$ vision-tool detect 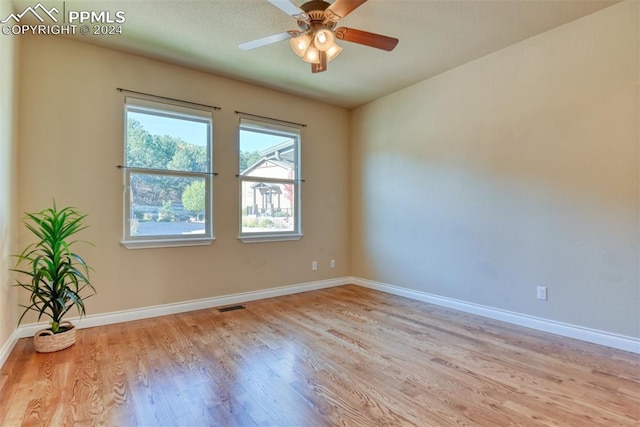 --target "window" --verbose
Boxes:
[238,118,302,242]
[122,97,214,248]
